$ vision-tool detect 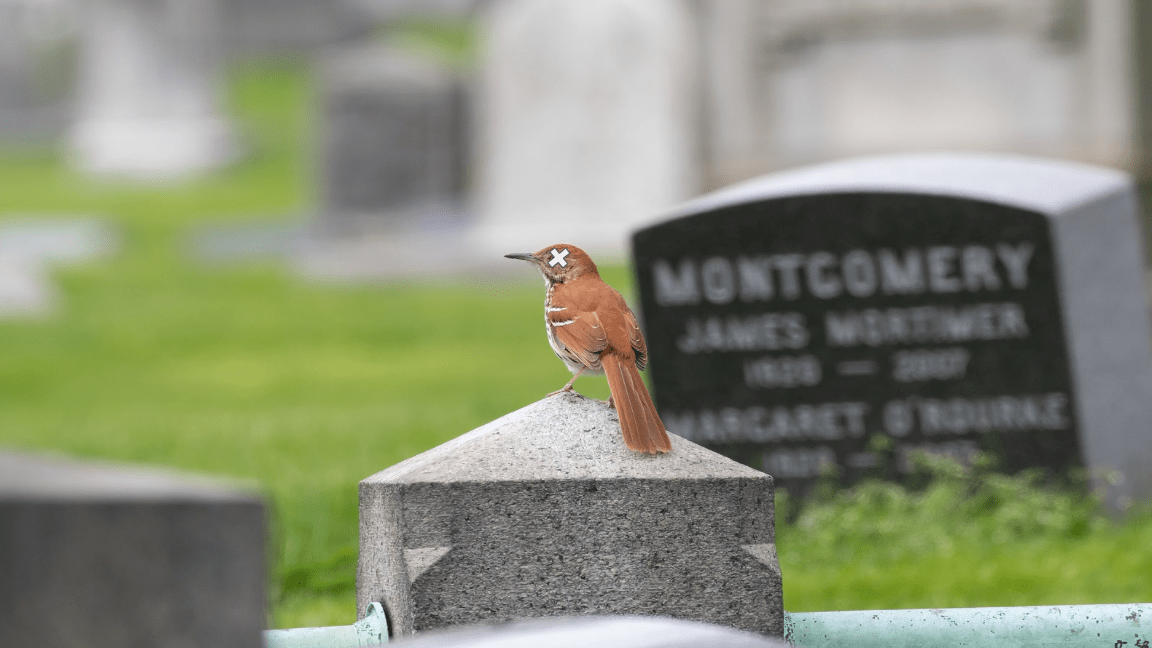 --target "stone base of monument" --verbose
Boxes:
[358,391,783,638]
